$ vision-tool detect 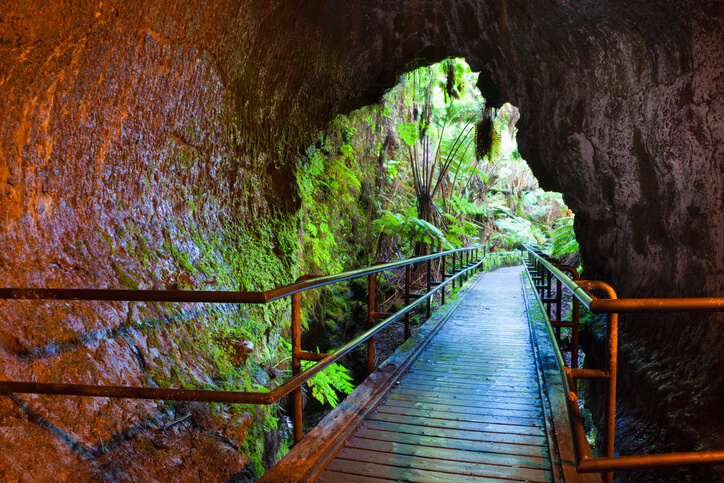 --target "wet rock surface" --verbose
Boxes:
[1,0,723,480]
